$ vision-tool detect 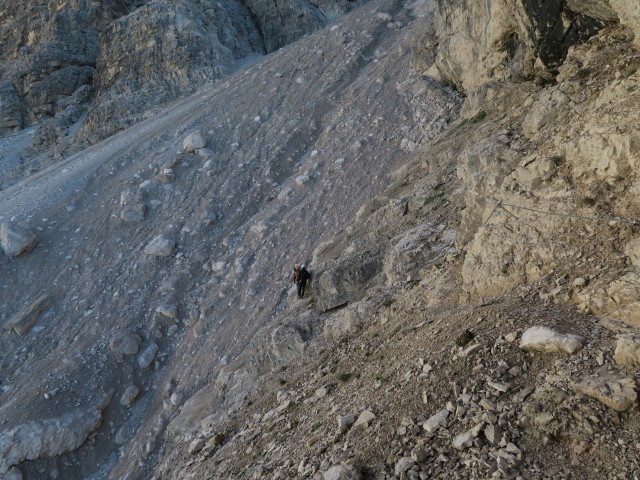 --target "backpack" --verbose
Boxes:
[299,268,310,282]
